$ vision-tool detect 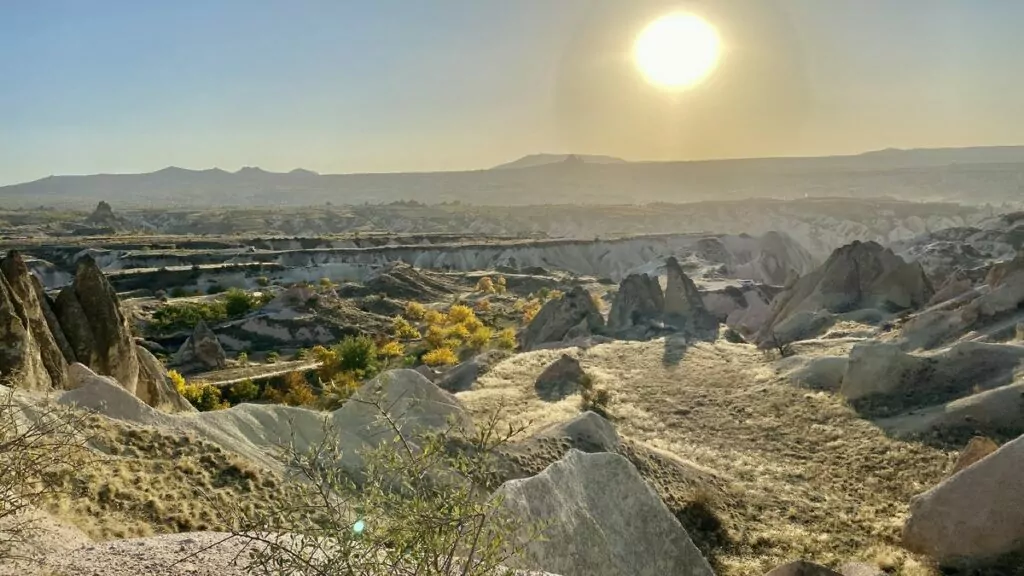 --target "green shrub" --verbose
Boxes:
[256,276,270,287]
[150,301,227,331]
[206,284,226,295]
[334,335,379,378]
[266,351,280,364]
[237,351,249,366]
[169,287,188,298]
[224,288,256,317]
[225,378,260,404]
